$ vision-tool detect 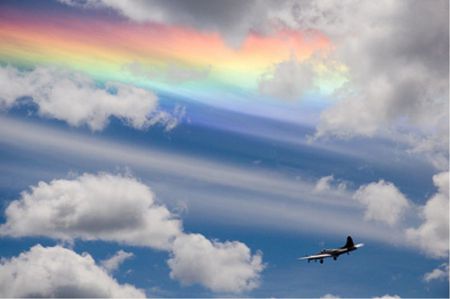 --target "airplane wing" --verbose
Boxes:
[298,253,332,261]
